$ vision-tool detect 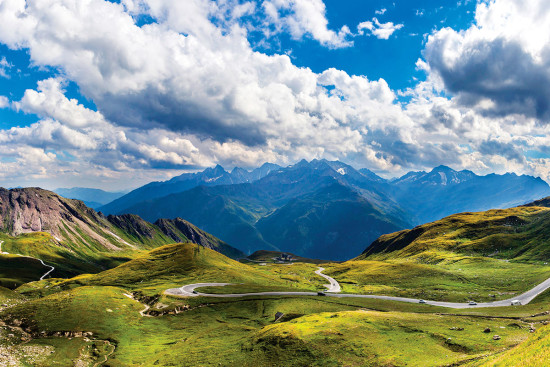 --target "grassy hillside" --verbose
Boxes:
[310,205,550,303]
[360,206,550,262]
[0,188,244,288]
[1,239,550,365]
[16,243,321,298]
[323,258,550,302]
[4,196,550,365]
[478,325,550,366]
[0,286,536,367]
[246,310,530,366]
